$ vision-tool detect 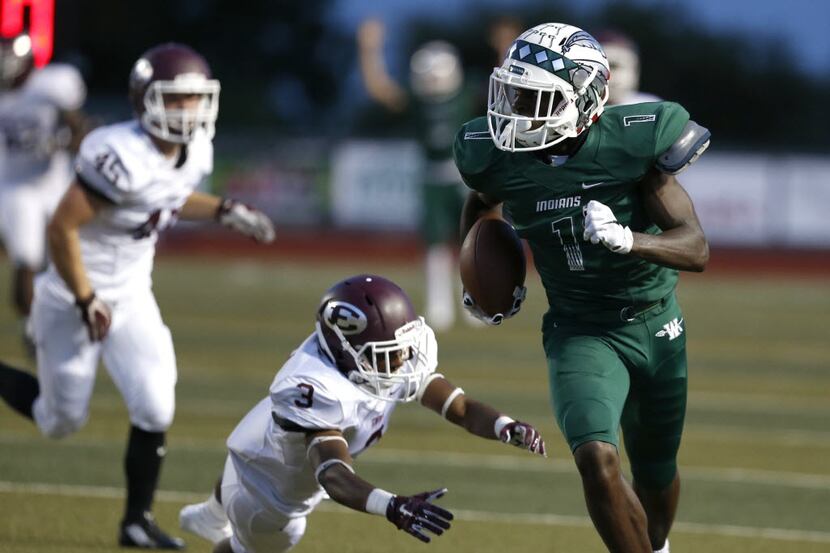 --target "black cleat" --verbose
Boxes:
[119,512,186,550]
